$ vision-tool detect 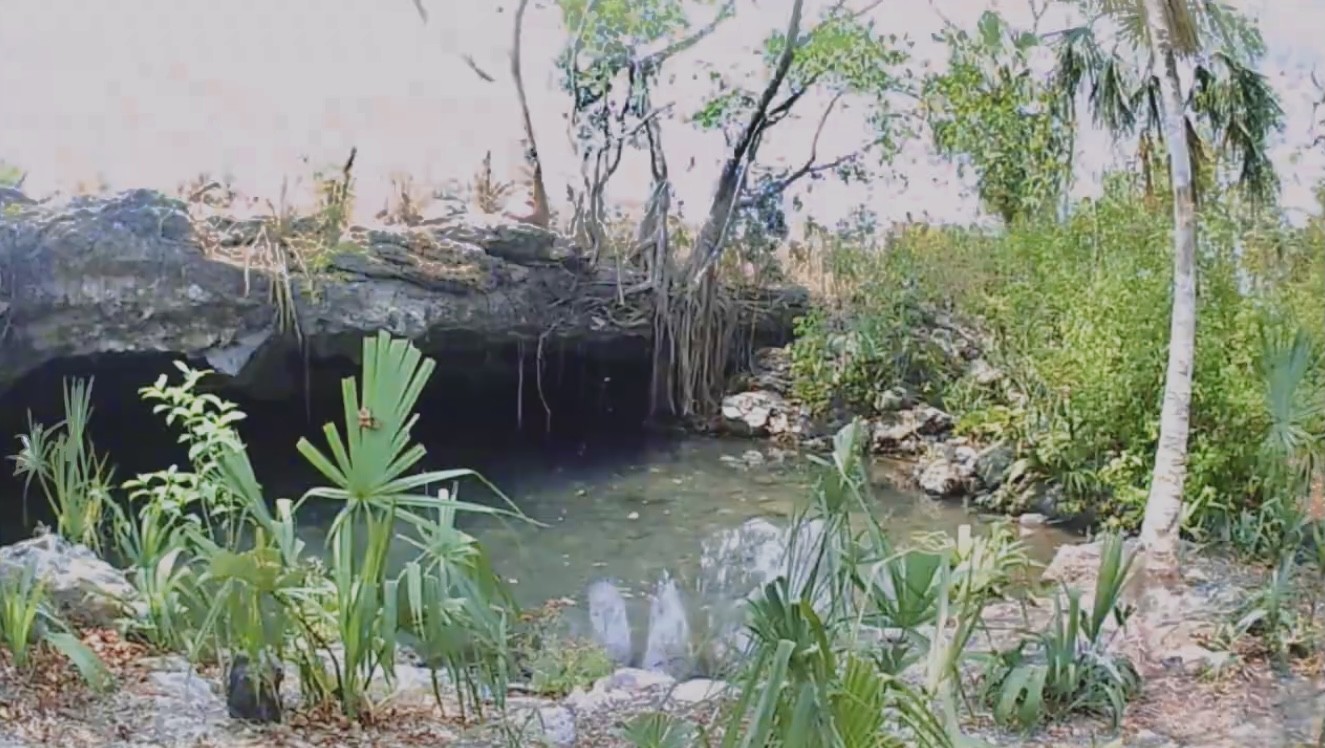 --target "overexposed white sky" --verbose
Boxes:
[1,0,1322,229]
